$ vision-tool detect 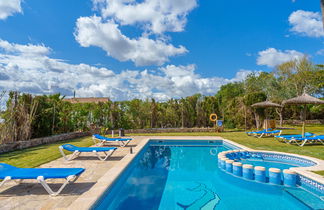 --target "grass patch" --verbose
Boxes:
[313,171,324,176]
[0,136,93,168]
